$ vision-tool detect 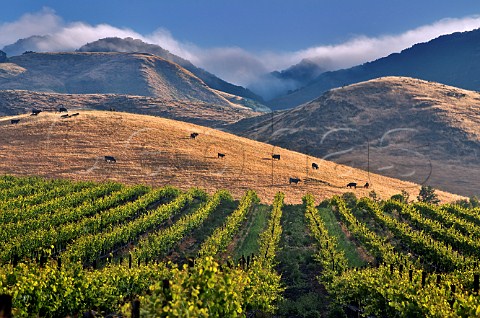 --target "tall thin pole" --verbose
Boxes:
[367,139,370,180]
